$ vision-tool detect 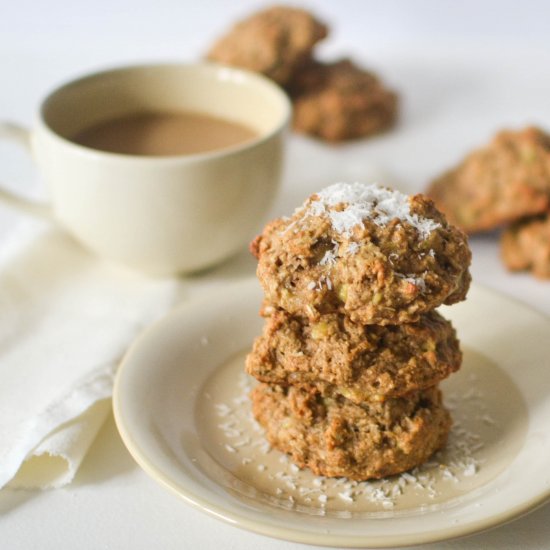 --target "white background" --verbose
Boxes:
[1,1,550,549]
